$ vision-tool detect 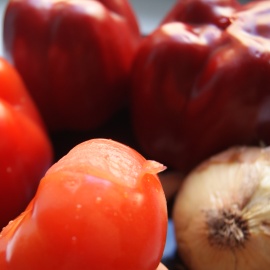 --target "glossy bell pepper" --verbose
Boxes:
[3,0,140,131]
[0,57,53,228]
[161,0,241,29]
[131,0,270,174]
